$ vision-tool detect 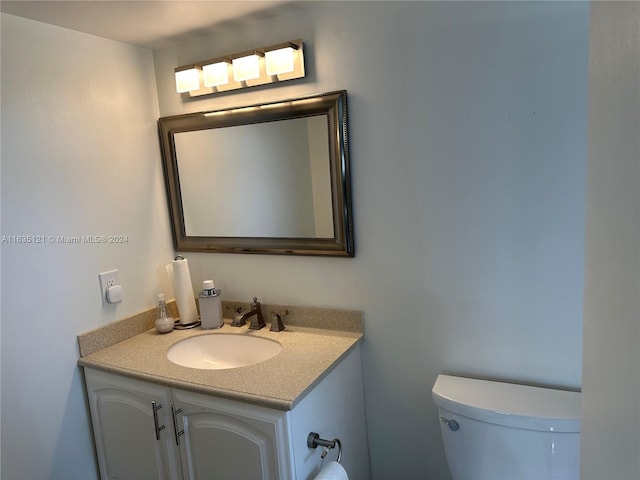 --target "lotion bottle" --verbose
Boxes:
[199,280,224,329]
